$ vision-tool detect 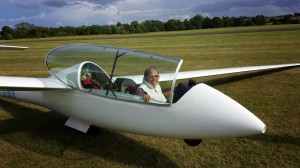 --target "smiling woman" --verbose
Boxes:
[135,66,169,103]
